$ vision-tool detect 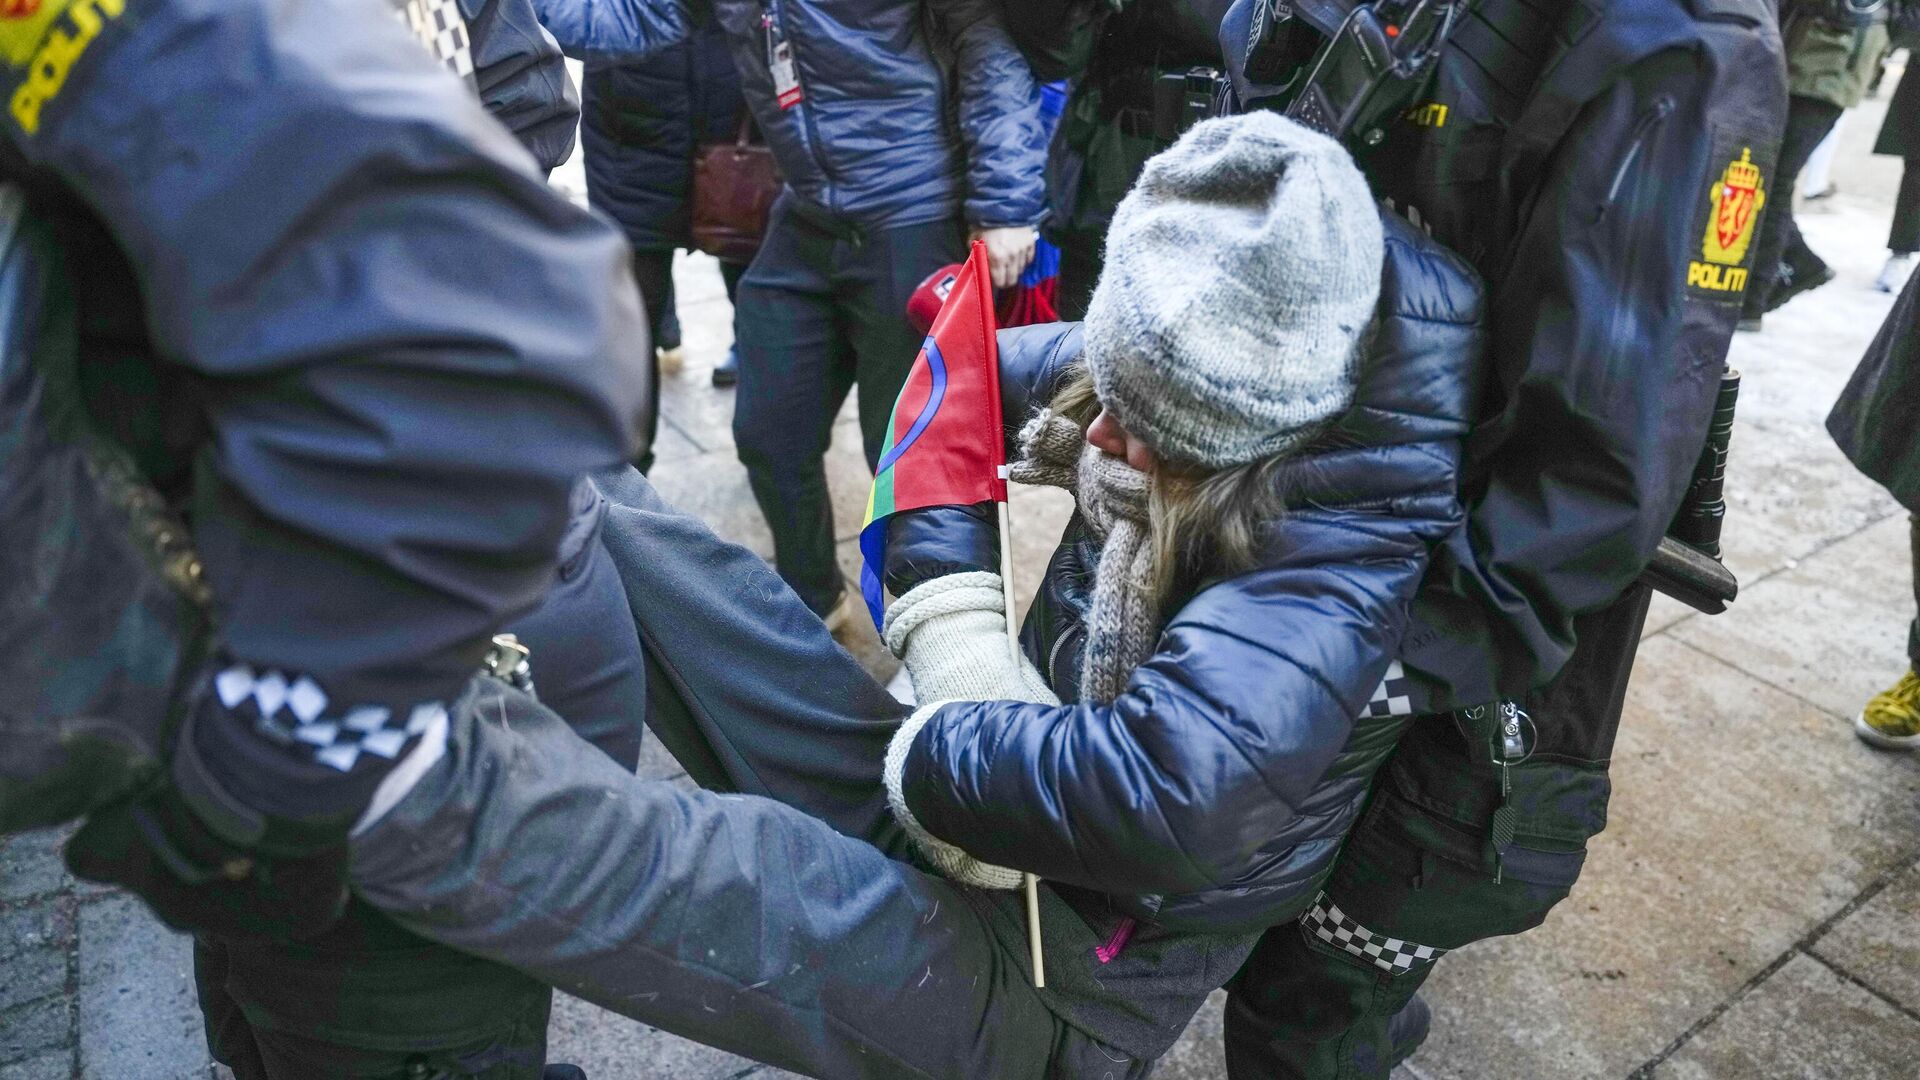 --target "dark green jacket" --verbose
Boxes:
[1785,3,1892,108]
